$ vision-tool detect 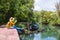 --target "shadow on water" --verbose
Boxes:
[20,25,60,40]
